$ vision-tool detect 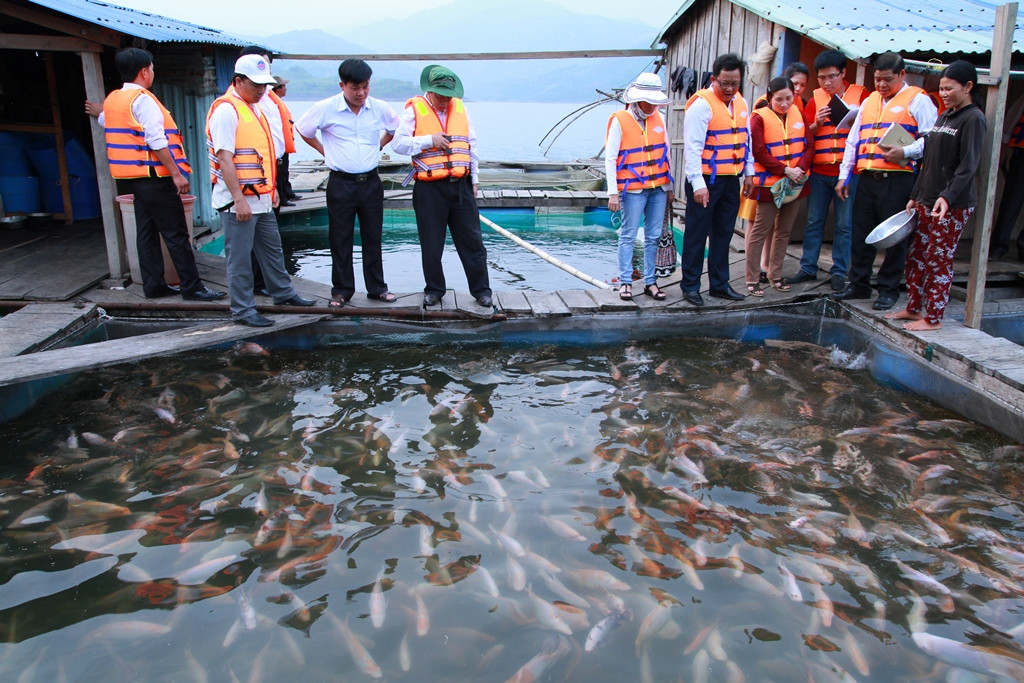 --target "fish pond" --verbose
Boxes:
[1,338,1023,682]
[202,209,644,293]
